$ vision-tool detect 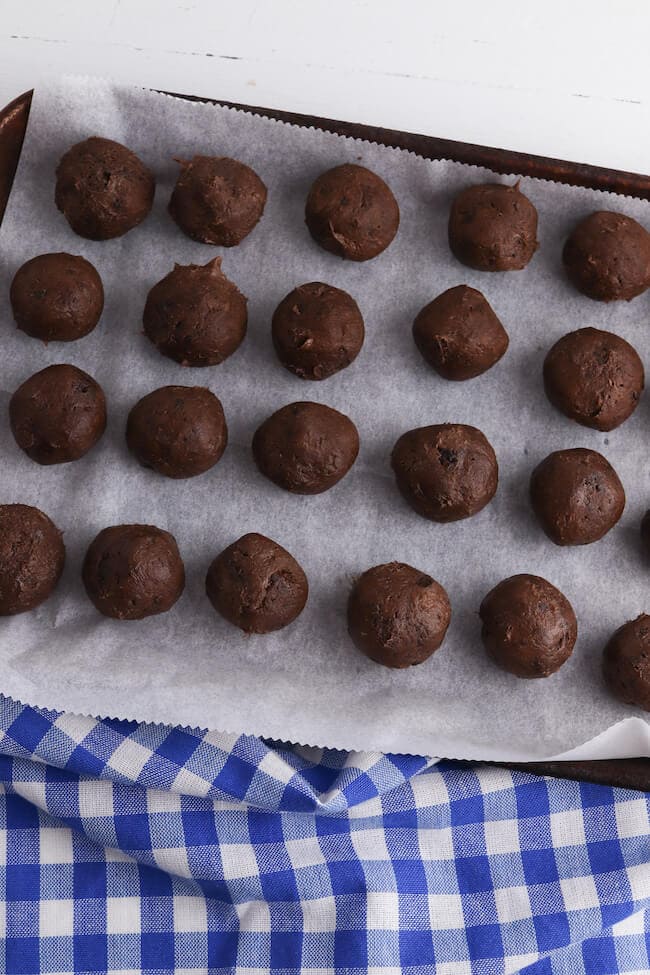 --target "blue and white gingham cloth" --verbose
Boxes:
[0,696,649,974]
